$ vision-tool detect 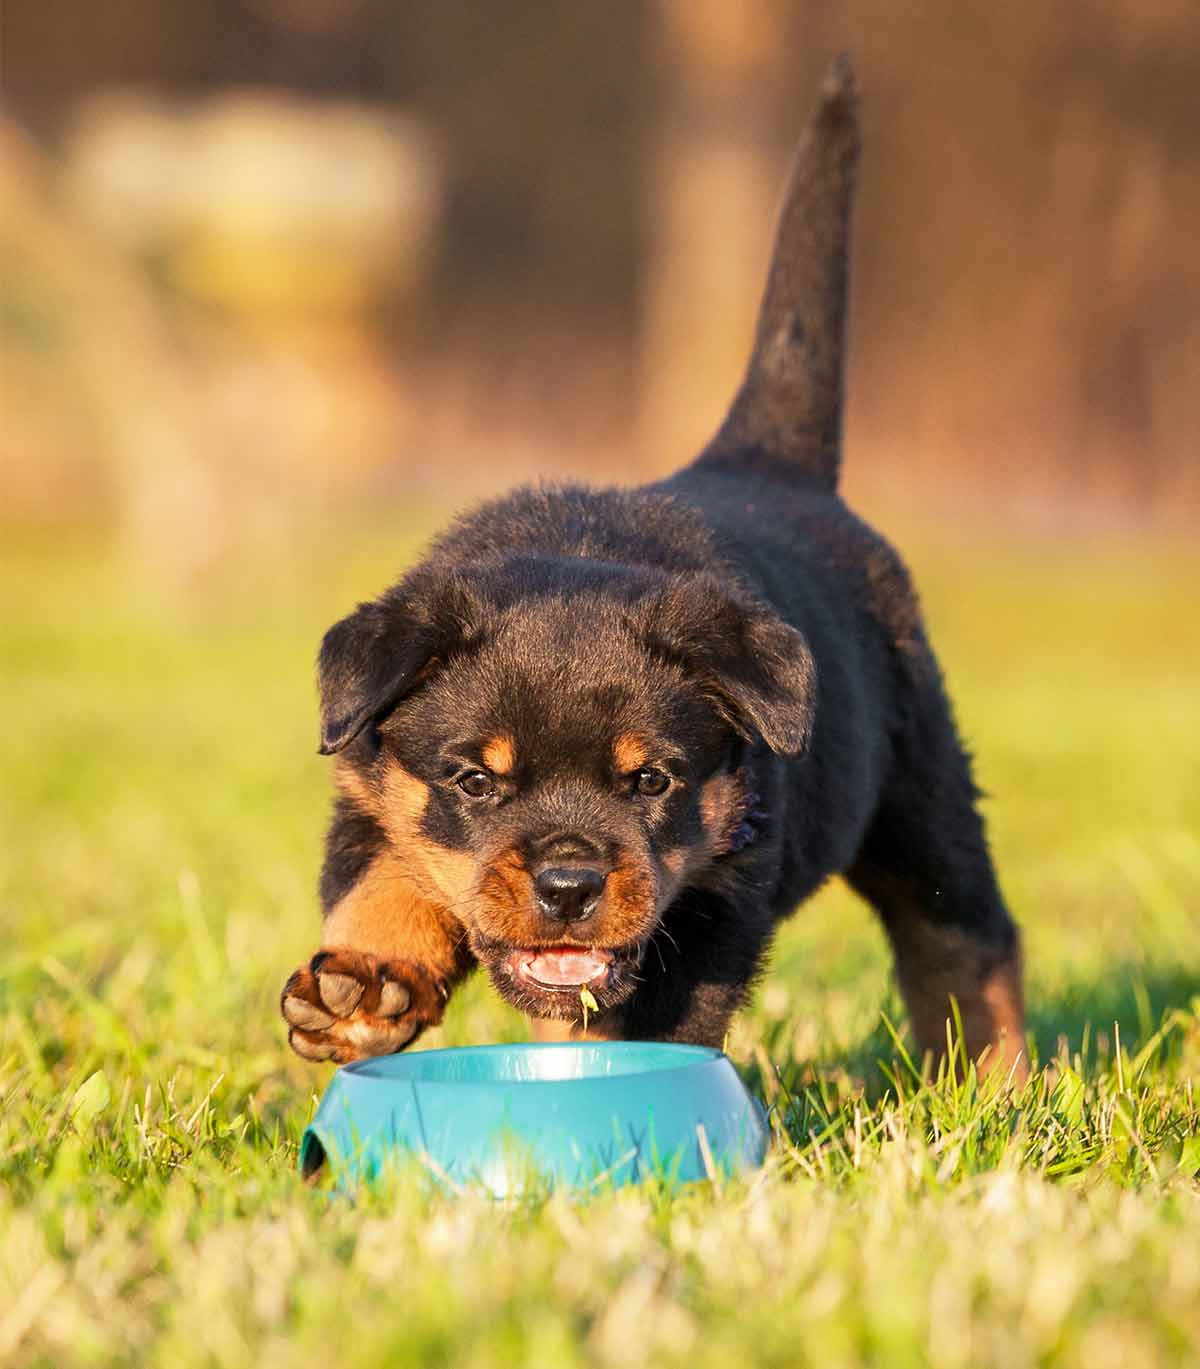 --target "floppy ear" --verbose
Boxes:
[641,576,816,756]
[317,574,481,755]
